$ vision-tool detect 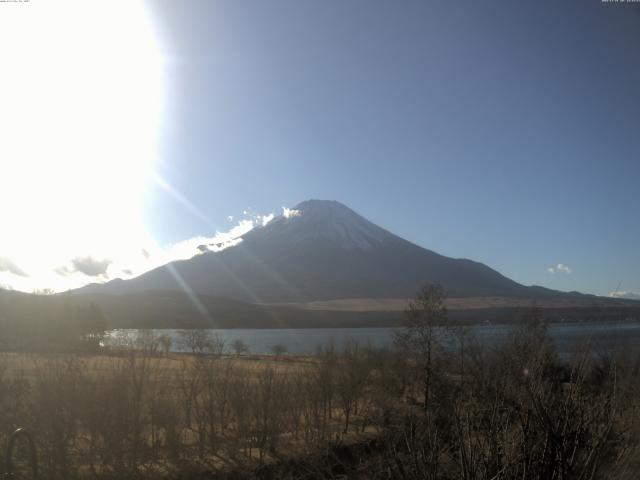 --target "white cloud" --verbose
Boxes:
[0,210,277,294]
[56,256,112,277]
[176,219,254,256]
[0,204,307,293]
[0,257,28,277]
[261,213,275,226]
[547,263,571,274]
[557,264,572,274]
[283,206,301,219]
[608,291,640,301]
